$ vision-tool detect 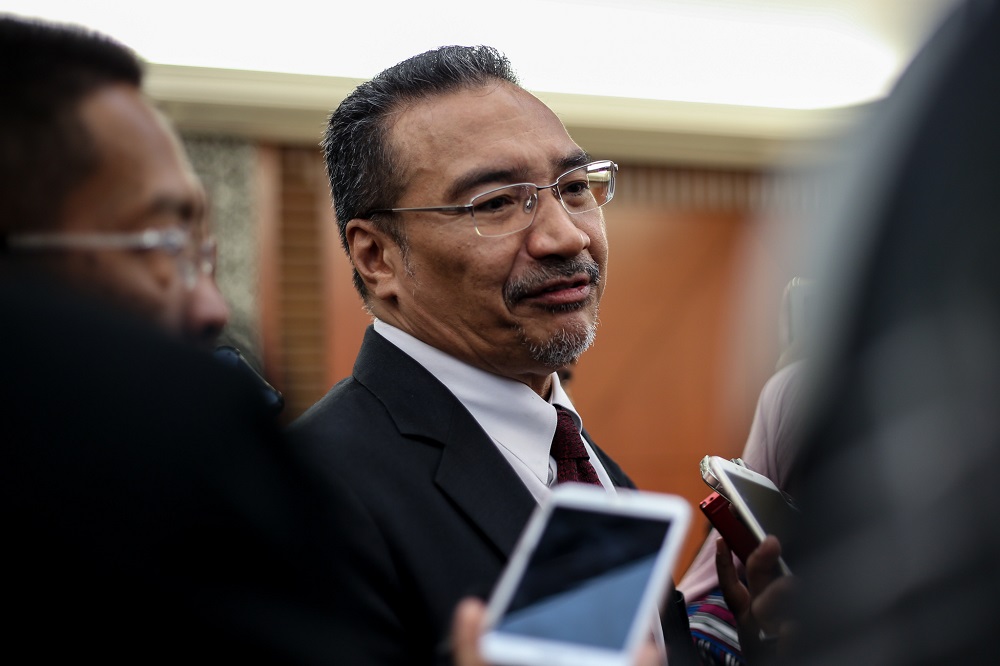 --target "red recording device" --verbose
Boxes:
[699,490,758,566]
